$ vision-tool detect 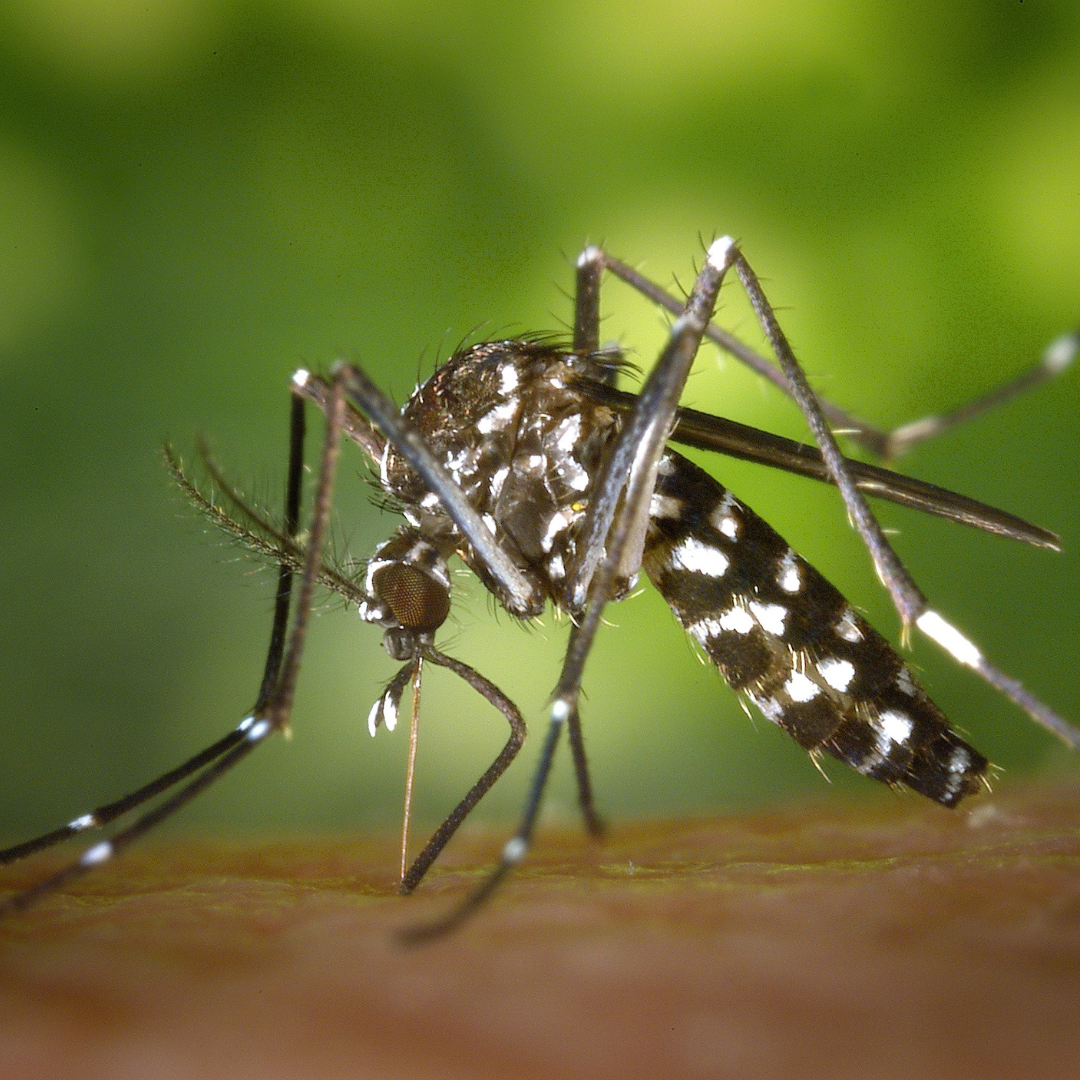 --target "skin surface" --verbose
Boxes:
[1,780,1078,1079]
